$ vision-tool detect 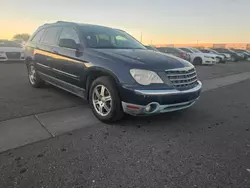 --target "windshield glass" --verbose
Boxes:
[81,26,146,49]
[180,48,192,53]
[190,48,201,53]
[210,49,218,54]
[228,49,237,53]
[145,45,158,51]
[0,40,22,48]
